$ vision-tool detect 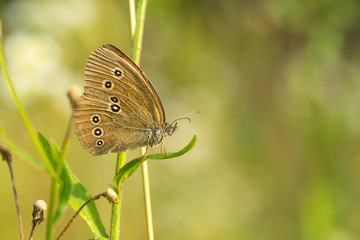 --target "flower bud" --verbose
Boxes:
[104,188,119,204]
